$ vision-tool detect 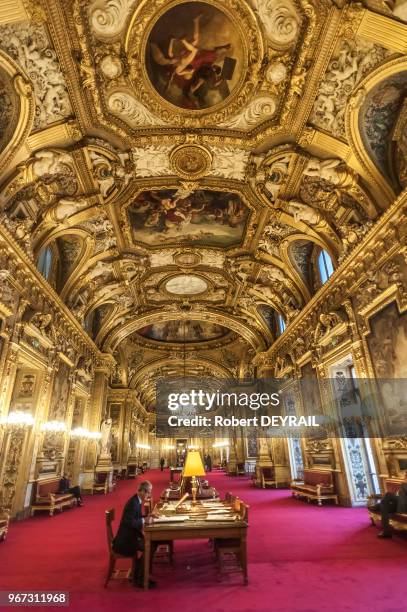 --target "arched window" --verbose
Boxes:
[277,313,286,335]
[318,249,334,284]
[37,247,52,280]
